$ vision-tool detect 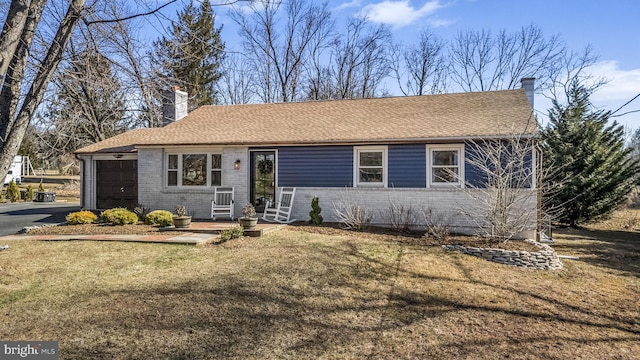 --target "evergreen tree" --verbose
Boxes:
[153,0,225,111]
[631,128,640,185]
[541,81,639,226]
[309,196,323,225]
